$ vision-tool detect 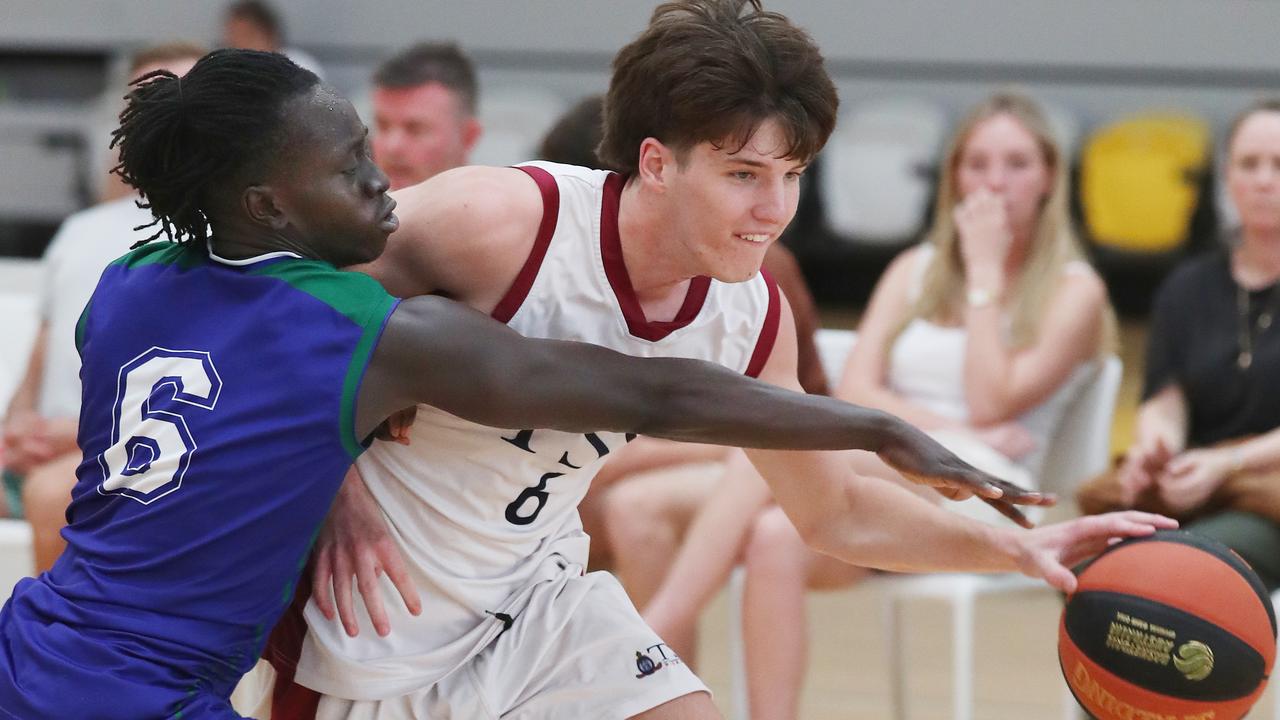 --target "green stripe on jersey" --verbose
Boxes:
[247,259,397,459]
